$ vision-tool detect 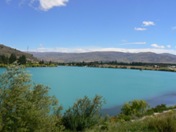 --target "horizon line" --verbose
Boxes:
[25,47,176,55]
